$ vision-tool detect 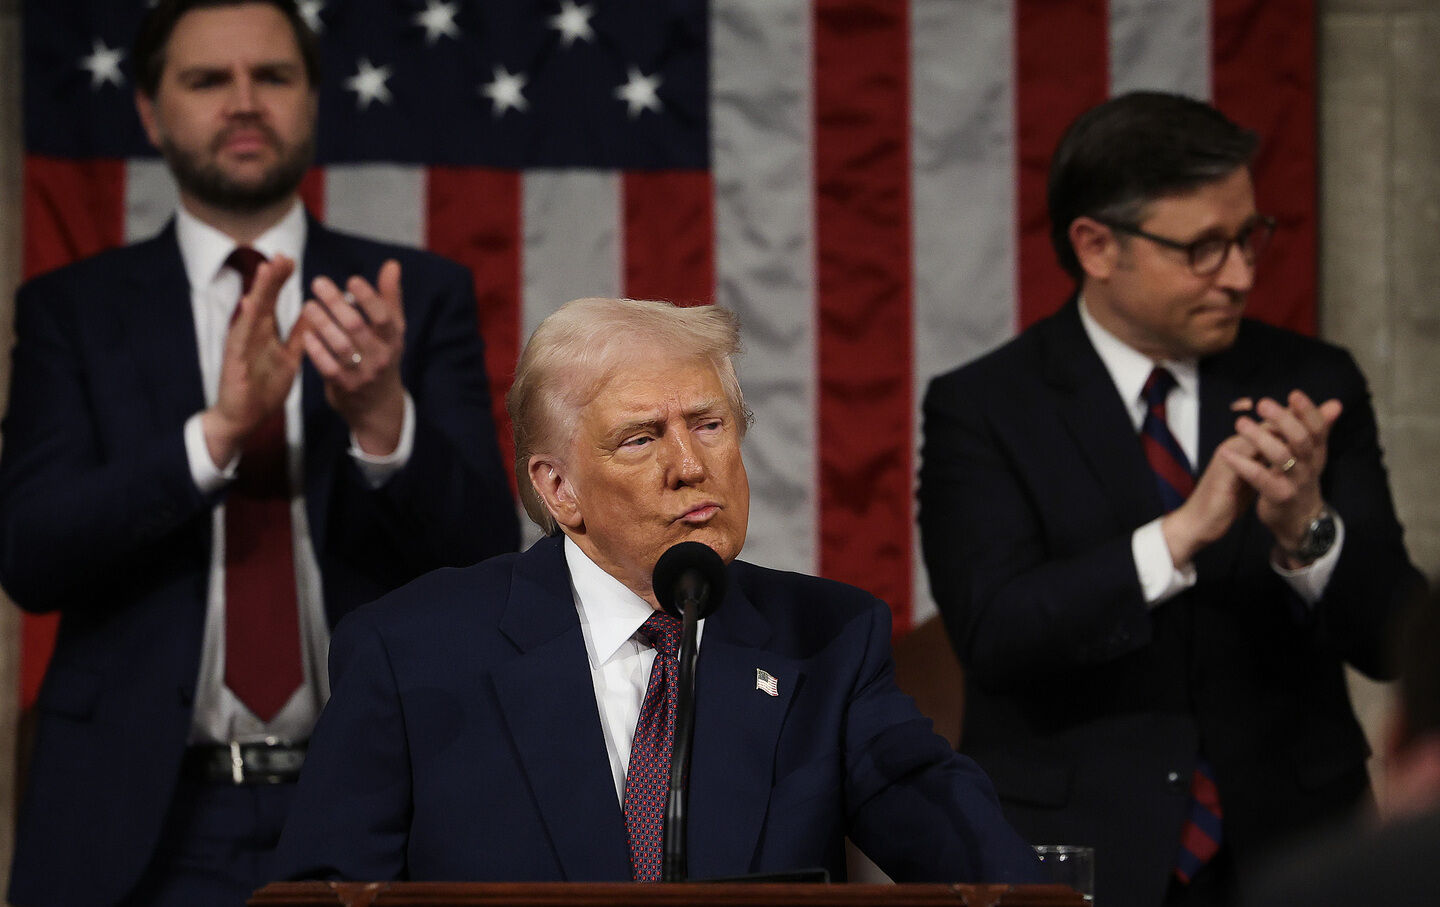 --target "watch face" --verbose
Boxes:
[1298,512,1337,561]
